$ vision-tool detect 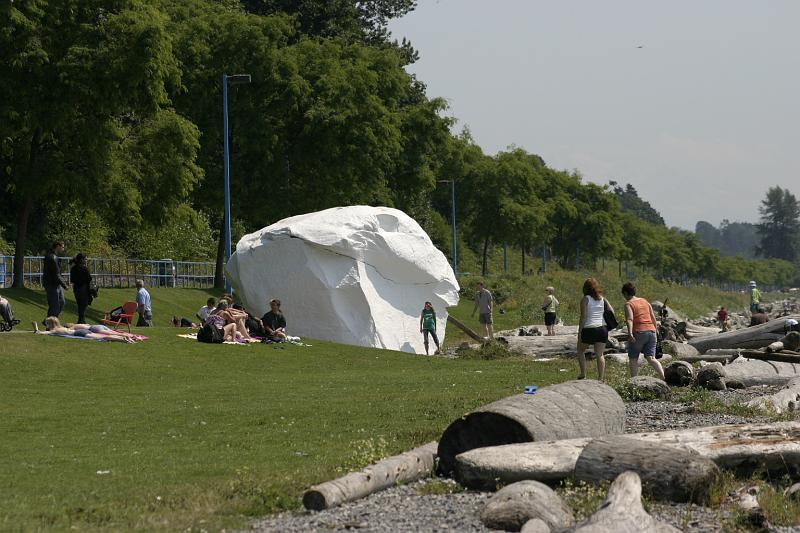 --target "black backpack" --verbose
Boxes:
[197,323,224,344]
